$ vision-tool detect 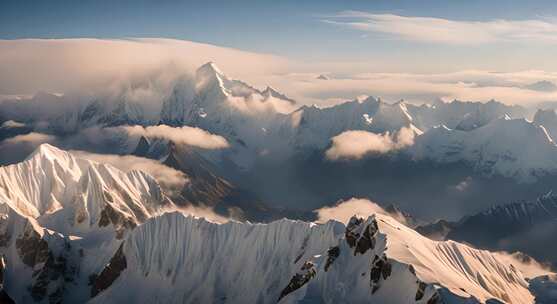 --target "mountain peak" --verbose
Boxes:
[26,143,68,162]
[196,62,225,79]
[262,86,296,104]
